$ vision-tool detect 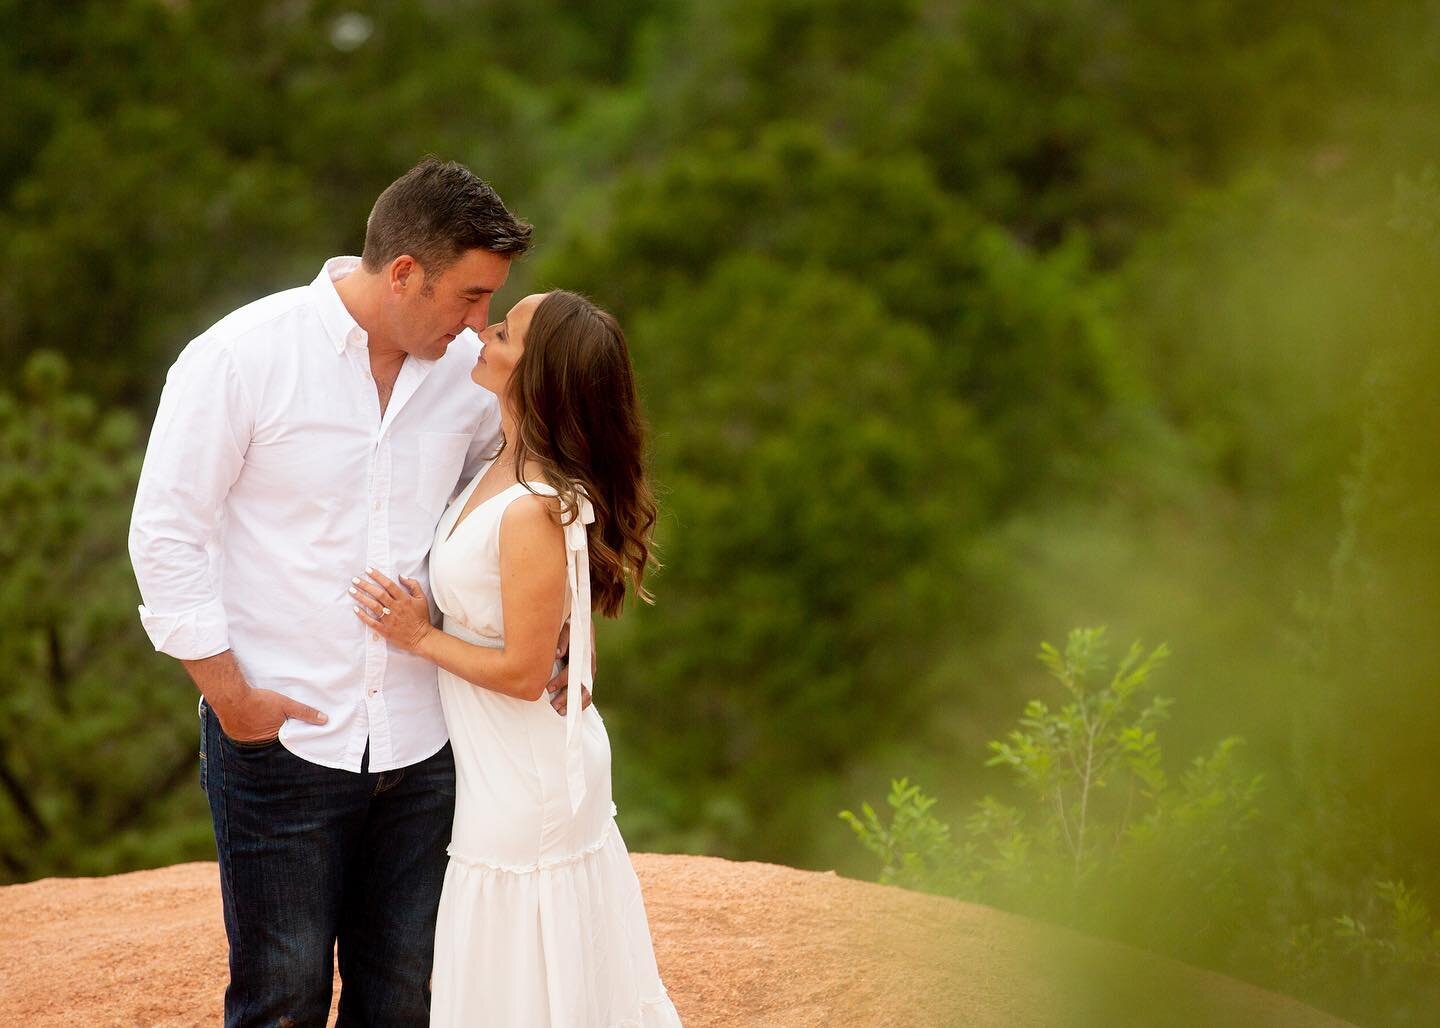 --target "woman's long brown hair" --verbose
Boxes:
[503,290,658,618]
